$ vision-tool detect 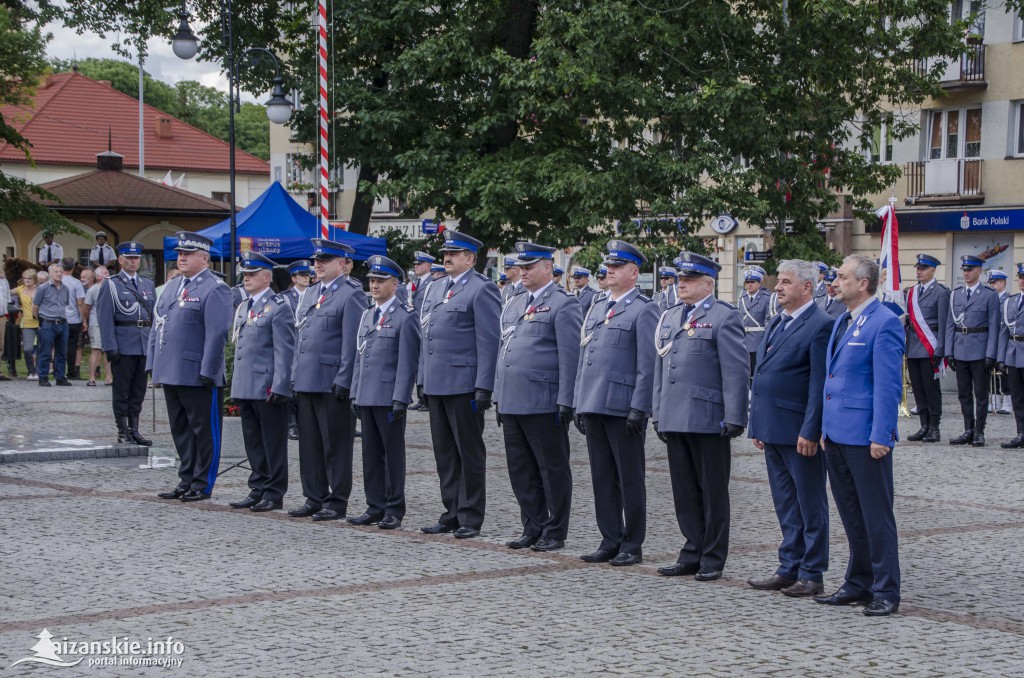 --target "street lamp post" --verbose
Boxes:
[172,0,292,285]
